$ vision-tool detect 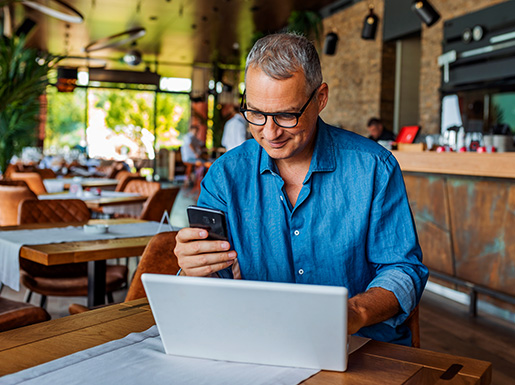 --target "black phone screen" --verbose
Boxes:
[187,205,228,241]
